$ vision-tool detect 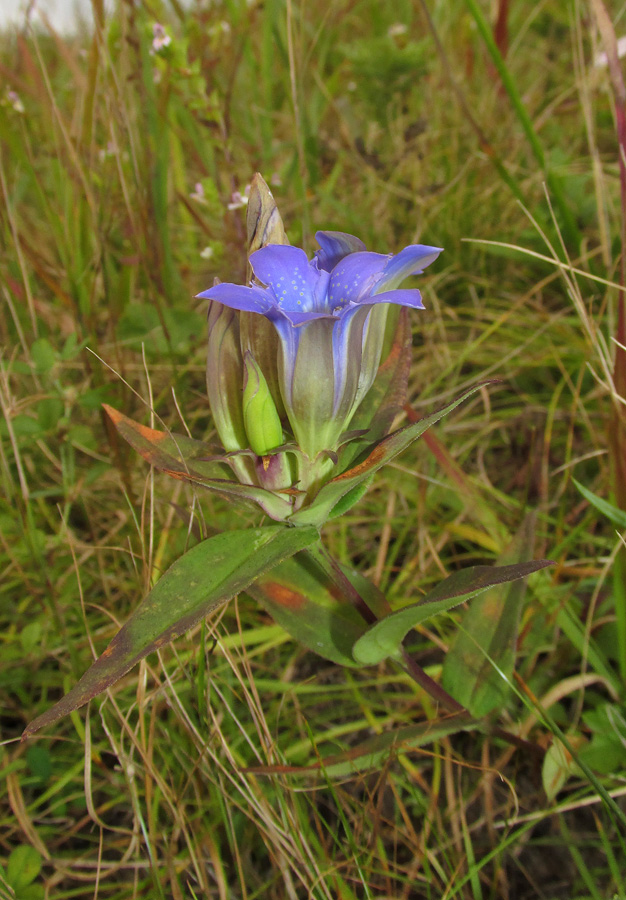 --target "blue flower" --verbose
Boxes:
[198,231,442,460]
